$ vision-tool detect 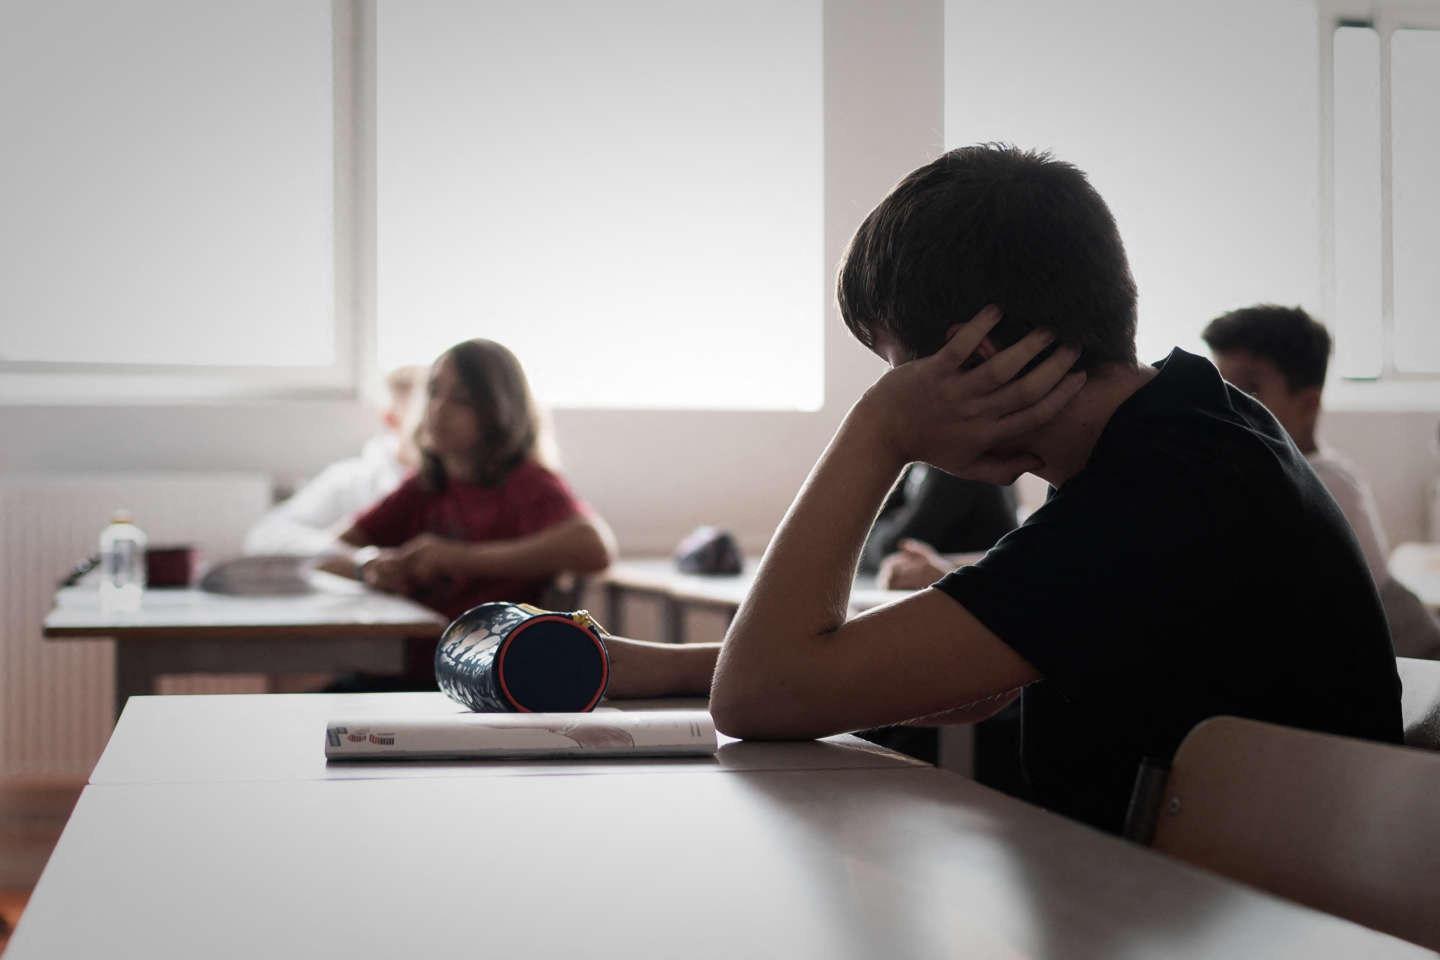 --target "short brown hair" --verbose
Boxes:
[1201,305,1331,392]
[838,143,1138,371]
